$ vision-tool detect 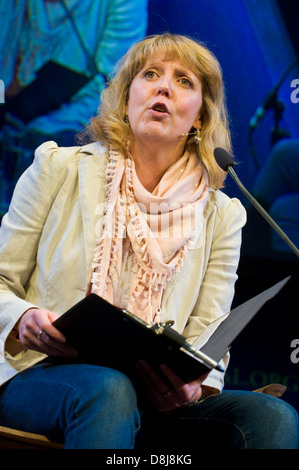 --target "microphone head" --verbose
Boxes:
[214,147,235,171]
